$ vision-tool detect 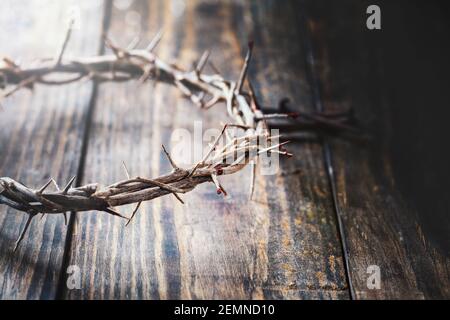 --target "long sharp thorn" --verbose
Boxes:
[105,207,130,221]
[190,124,228,177]
[55,18,74,66]
[161,144,178,170]
[122,161,131,179]
[2,76,37,99]
[195,50,210,73]
[63,212,68,226]
[14,213,36,252]
[38,179,53,194]
[52,179,61,191]
[3,57,17,68]
[172,193,184,204]
[146,29,164,52]
[248,80,260,112]
[125,202,142,227]
[62,176,76,194]
[236,41,254,94]
[257,141,290,155]
[104,35,122,58]
[249,161,256,200]
[212,174,228,196]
